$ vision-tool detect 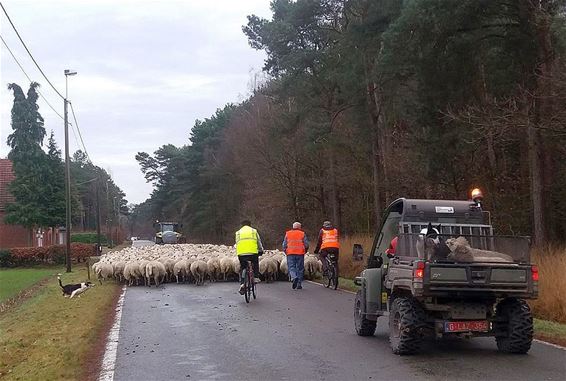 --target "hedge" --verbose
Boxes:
[71,232,107,245]
[0,243,97,268]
